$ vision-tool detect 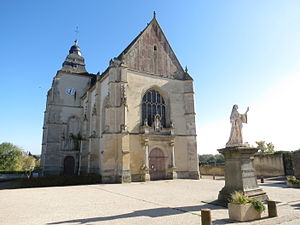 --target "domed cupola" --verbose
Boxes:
[69,41,82,56]
[61,40,87,73]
